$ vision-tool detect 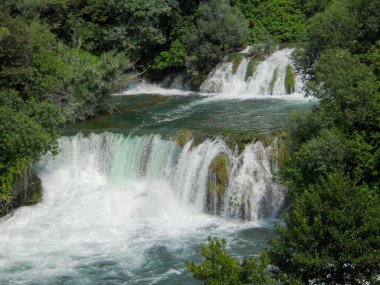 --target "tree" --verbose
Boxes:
[284,48,380,191]
[59,47,132,121]
[301,0,380,67]
[186,236,274,285]
[269,173,380,284]
[281,129,348,191]
[185,0,249,74]
[308,49,378,130]
[0,10,34,94]
[5,0,178,62]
